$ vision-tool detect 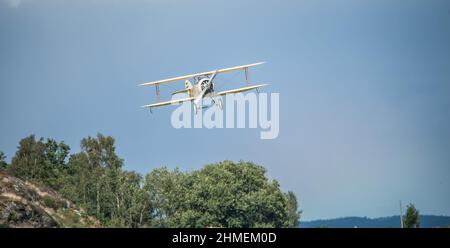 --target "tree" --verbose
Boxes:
[42,138,70,190]
[0,151,7,171]
[285,191,301,227]
[8,135,46,181]
[403,203,420,228]
[144,161,301,228]
[144,167,188,227]
[5,134,300,228]
[66,134,117,221]
[64,133,151,227]
[8,135,70,190]
[64,152,92,206]
[111,171,151,227]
